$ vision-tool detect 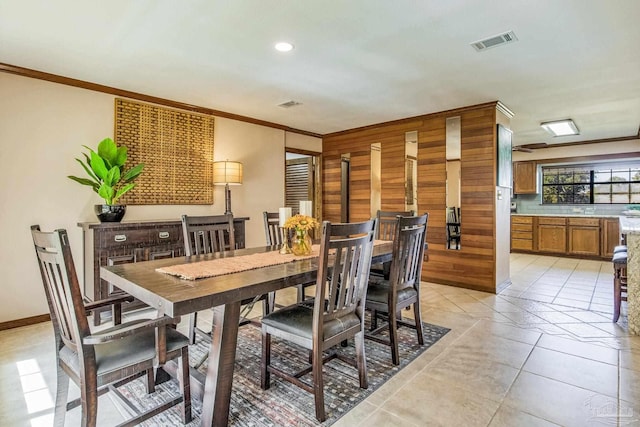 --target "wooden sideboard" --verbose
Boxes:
[78,218,248,325]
